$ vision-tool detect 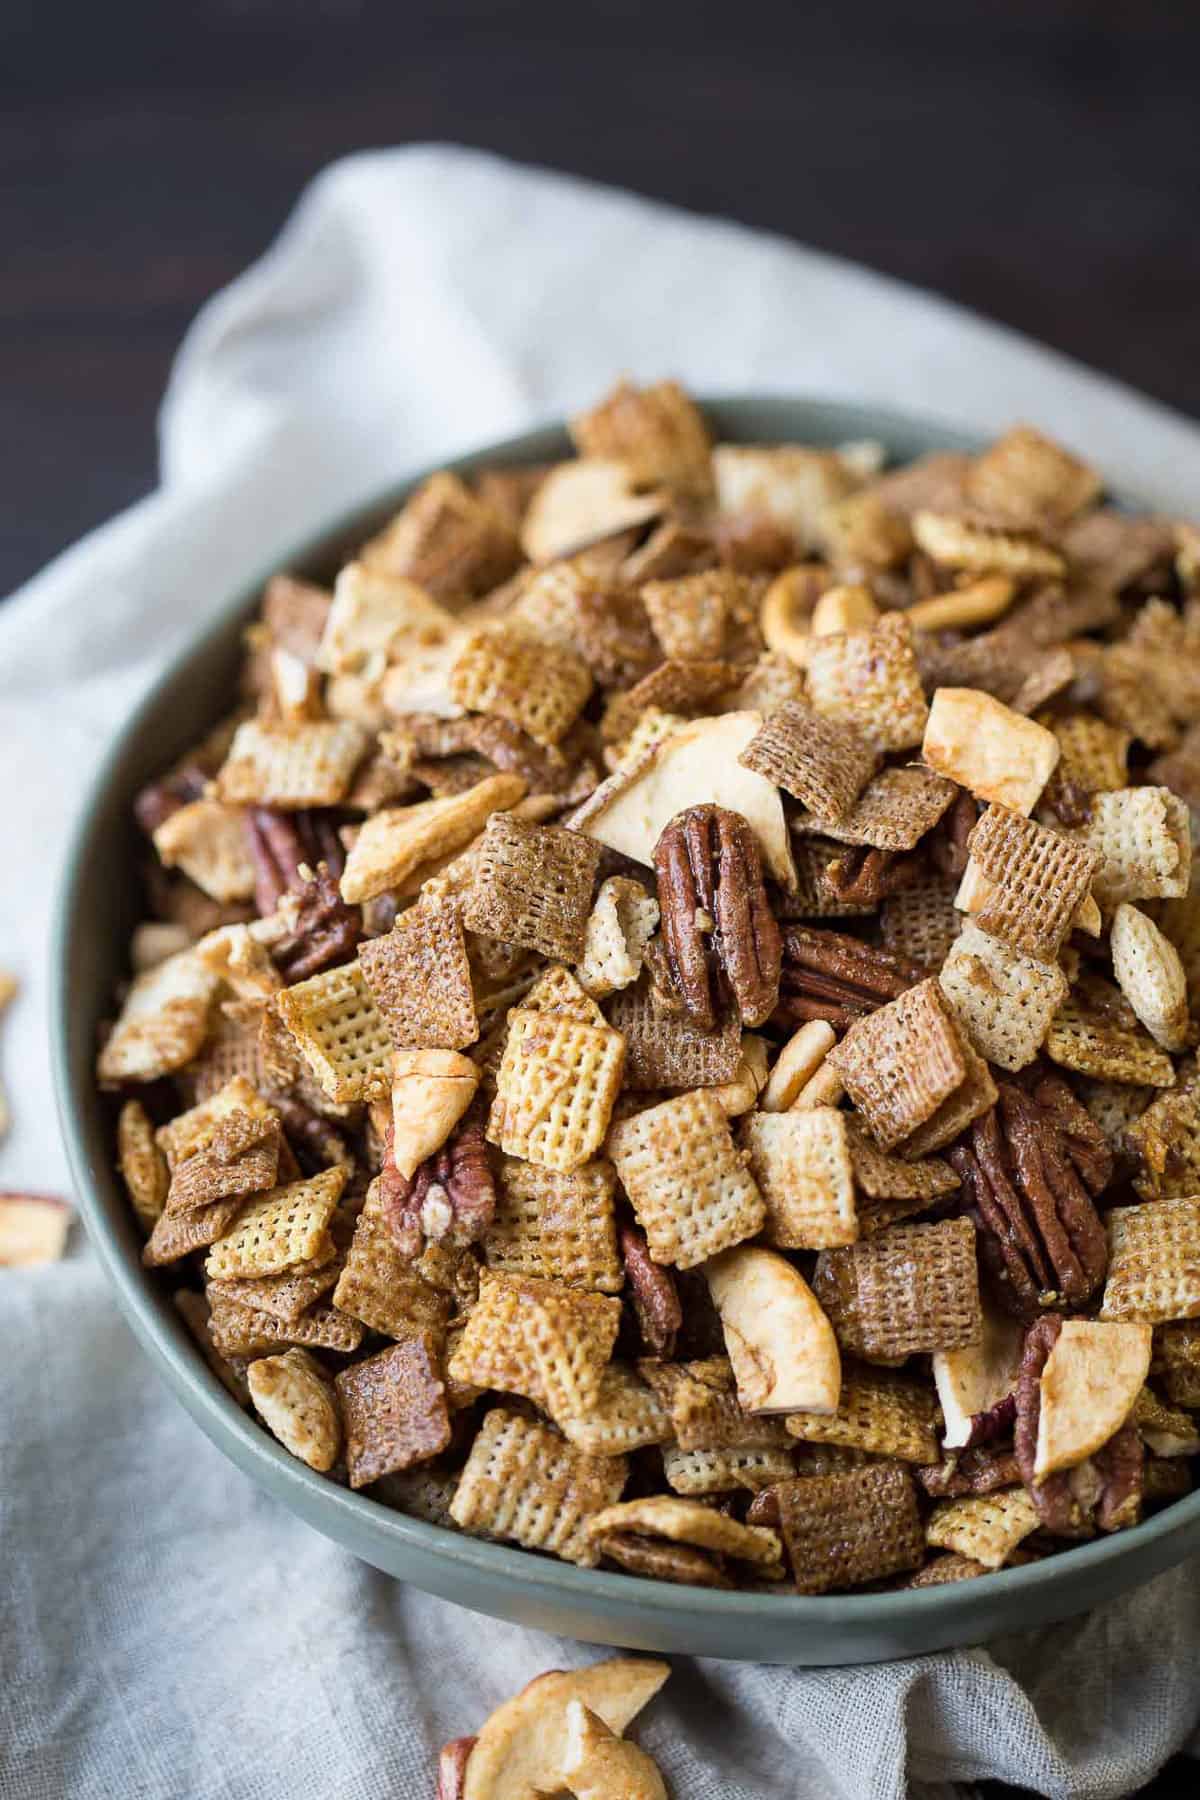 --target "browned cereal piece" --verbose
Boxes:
[923,689,1060,816]
[575,877,659,999]
[662,1442,795,1496]
[845,1121,959,1234]
[1109,903,1190,1051]
[1155,1321,1200,1409]
[556,1362,673,1456]
[488,1006,625,1172]
[773,1464,923,1592]
[117,1097,169,1231]
[965,806,1097,963]
[607,975,742,1093]
[901,1553,992,1588]
[794,764,958,852]
[152,800,257,904]
[939,920,1068,1072]
[1045,990,1175,1087]
[451,628,592,749]
[463,813,601,961]
[1041,712,1130,807]
[165,1111,281,1214]
[373,1464,460,1528]
[216,719,366,809]
[247,1348,341,1471]
[740,1108,857,1249]
[361,470,520,601]
[97,953,219,1085]
[738,701,878,823]
[813,1217,982,1361]
[339,774,527,904]
[335,1332,451,1488]
[901,1035,998,1158]
[925,1488,1041,1569]
[804,614,929,752]
[484,1157,623,1293]
[448,1270,620,1421]
[570,378,712,496]
[713,443,866,547]
[143,1196,245,1267]
[607,1089,765,1269]
[586,1494,784,1575]
[1074,787,1192,909]
[881,879,961,968]
[182,1003,268,1103]
[636,1356,762,1450]
[332,1181,453,1336]
[595,1532,733,1587]
[450,1407,628,1566]
[912,510,1066,579]
[621,516,716,584]
[157,1076,277,1167]
[172,1289,252,1405]
[785,1361,939,1462]
[206,1292,364,1357]
[204,1165,346,1281]
[521,963,607,1025]
[1060,508,1177,590]
[828,978,968,1151]
[964,425,1101,529]
[208,1252,343,1325]
[1126,1066,1200,1201]
[275,960,393,1103]
[1076,1077,1154,1146]
[601,659,738,745]
[357,895,478,1050]
[1101,1196,1200,1325]
[641,568,752,663]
